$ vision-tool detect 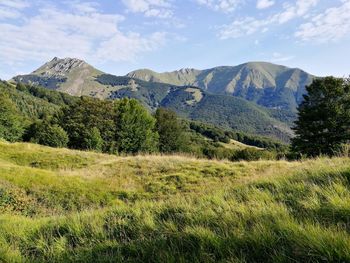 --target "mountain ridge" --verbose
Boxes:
[127,61,315,111]
[10,57,313,141]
